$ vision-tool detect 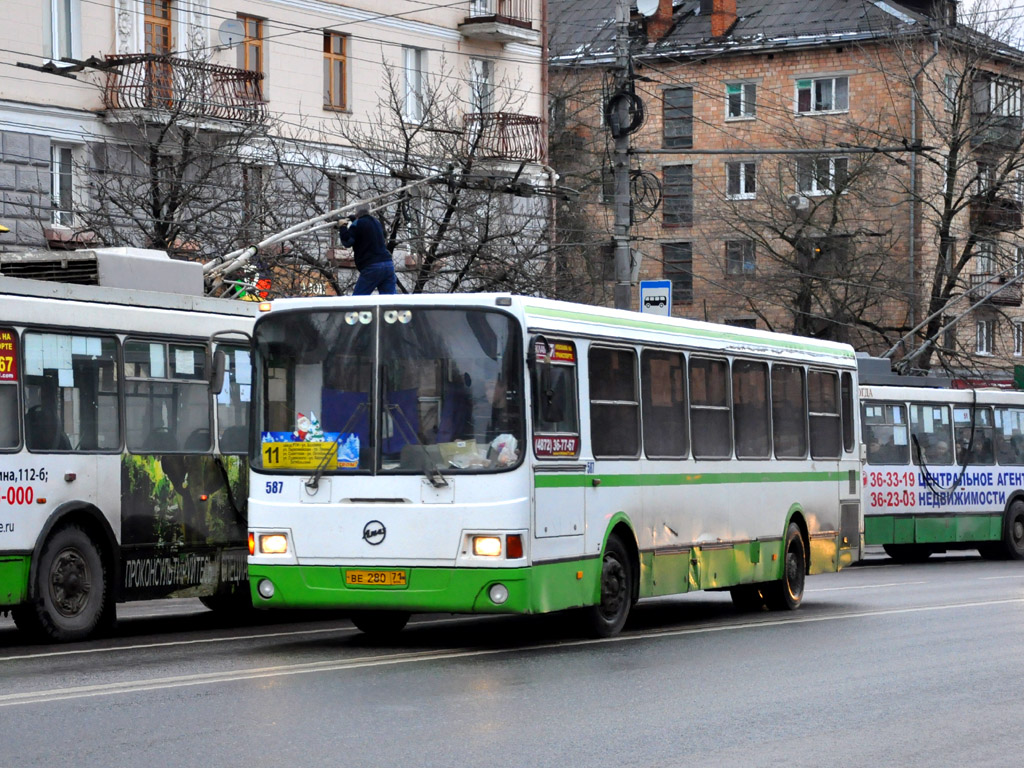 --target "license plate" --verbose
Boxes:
[345,569,407,587]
